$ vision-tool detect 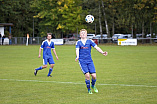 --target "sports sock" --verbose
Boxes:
[85,79,91,91]
[47,68,53,76]
[91,78,96,87]
[35,66,43,70]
